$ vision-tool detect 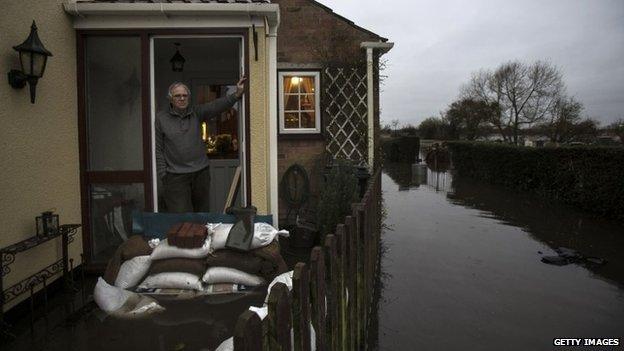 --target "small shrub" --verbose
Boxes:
[316,159,359,237]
